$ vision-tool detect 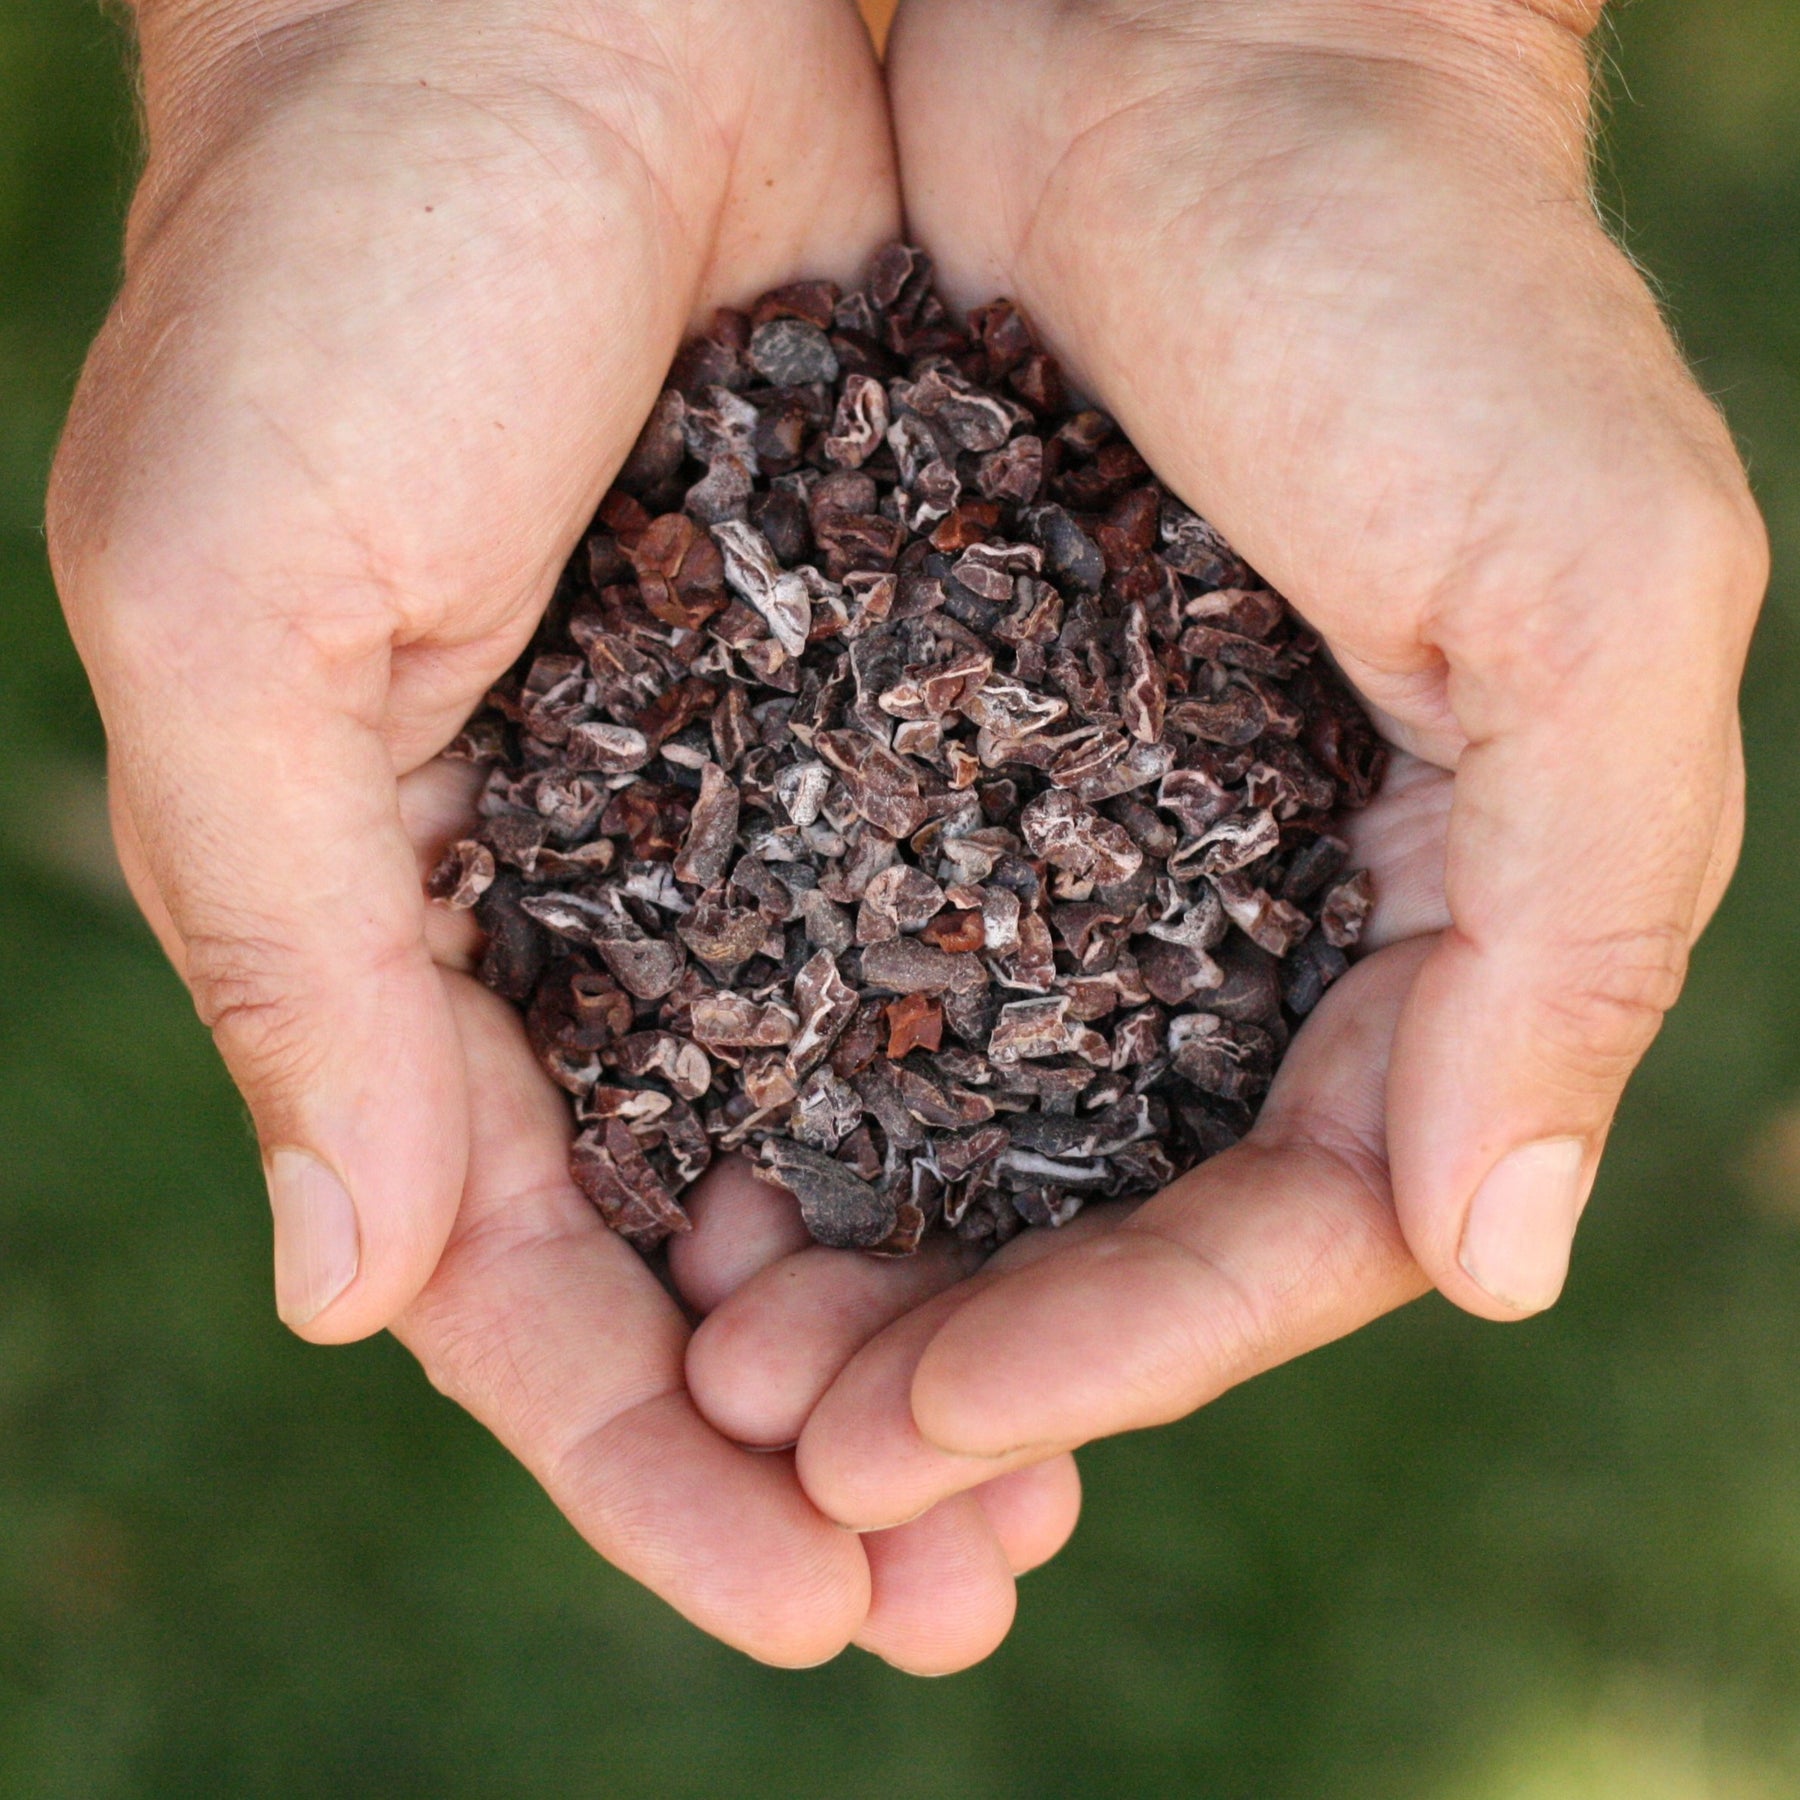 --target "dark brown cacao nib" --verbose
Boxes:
[438,245,1386,1255]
